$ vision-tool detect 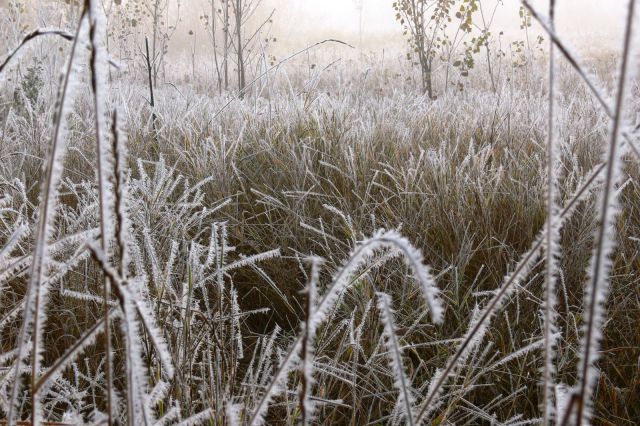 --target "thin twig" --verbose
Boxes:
[521,0,640,162]
[542,1,558,424]
[575,0,636,424]
[87,1,115,422]
[209,39,354,123]
[0,29,73,76]
[6,9,88,426]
